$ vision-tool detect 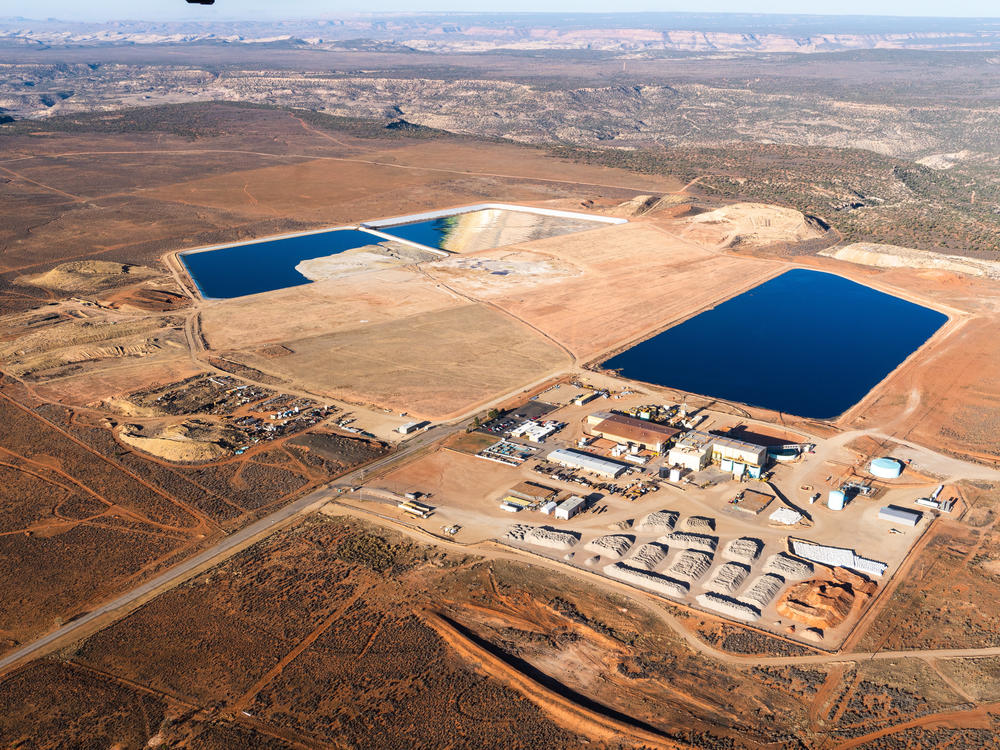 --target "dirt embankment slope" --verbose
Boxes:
[680,202,827,250]
[18,261,162,293]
